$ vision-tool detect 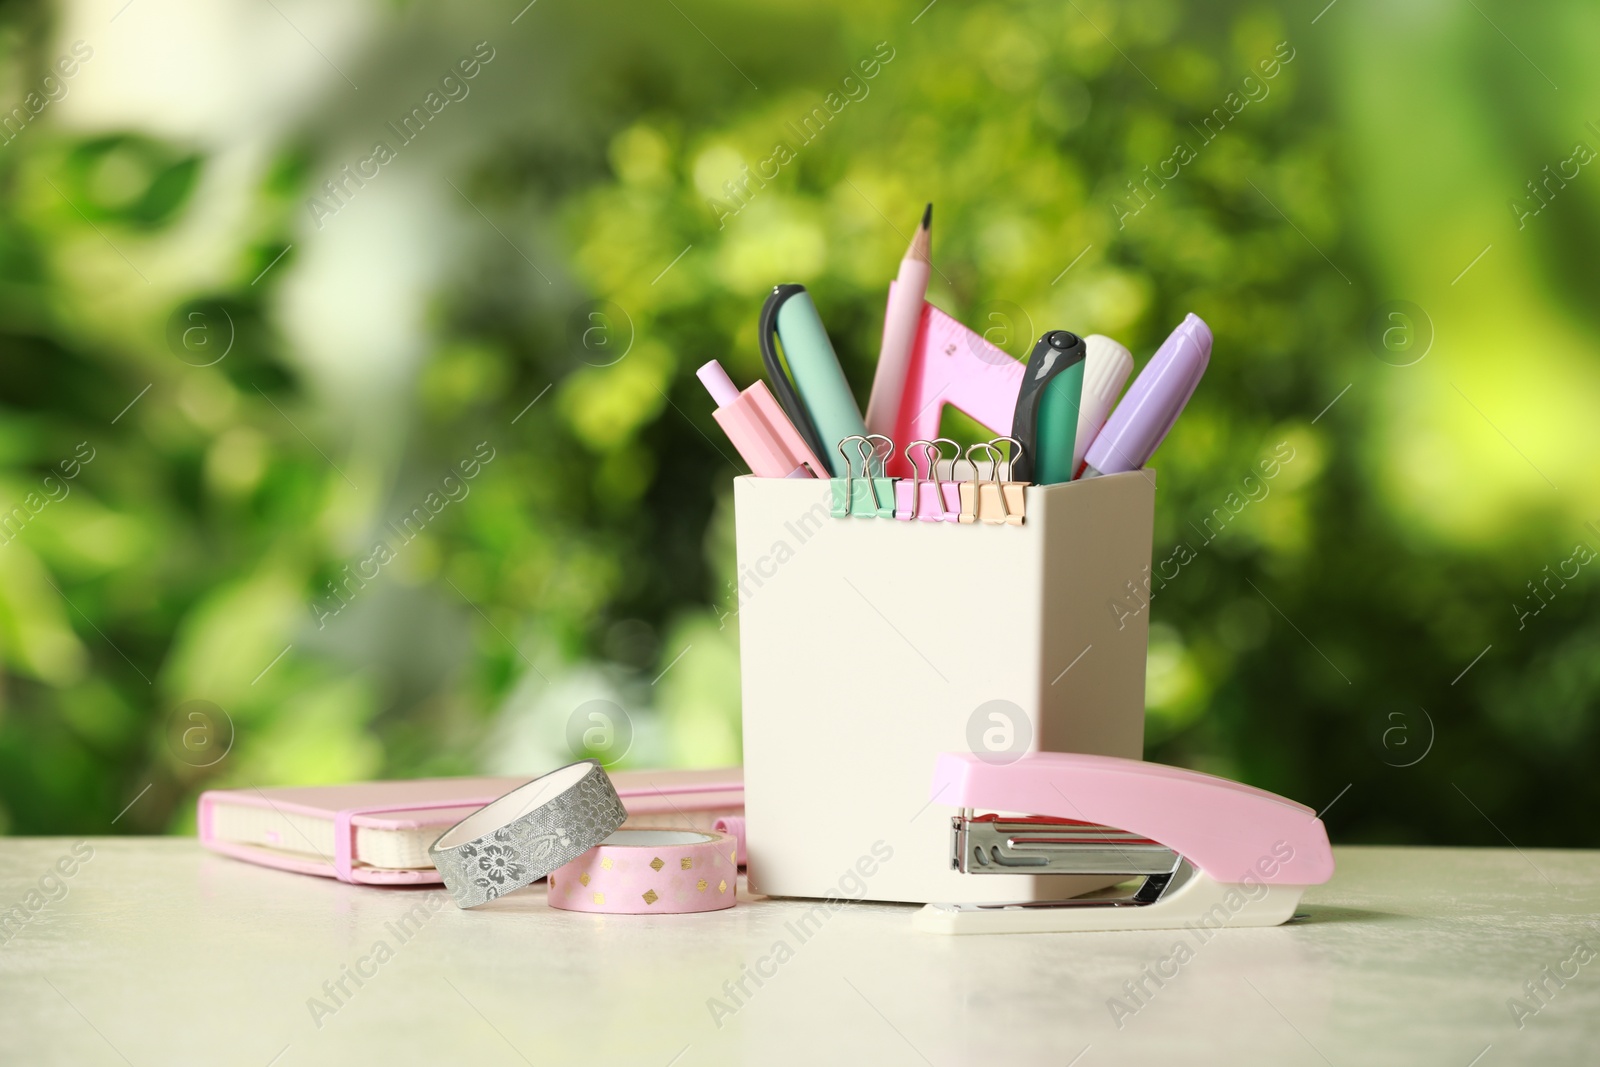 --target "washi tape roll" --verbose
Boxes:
[547,829,738,914]
[713,815,747,866]
[430,760,627,909]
